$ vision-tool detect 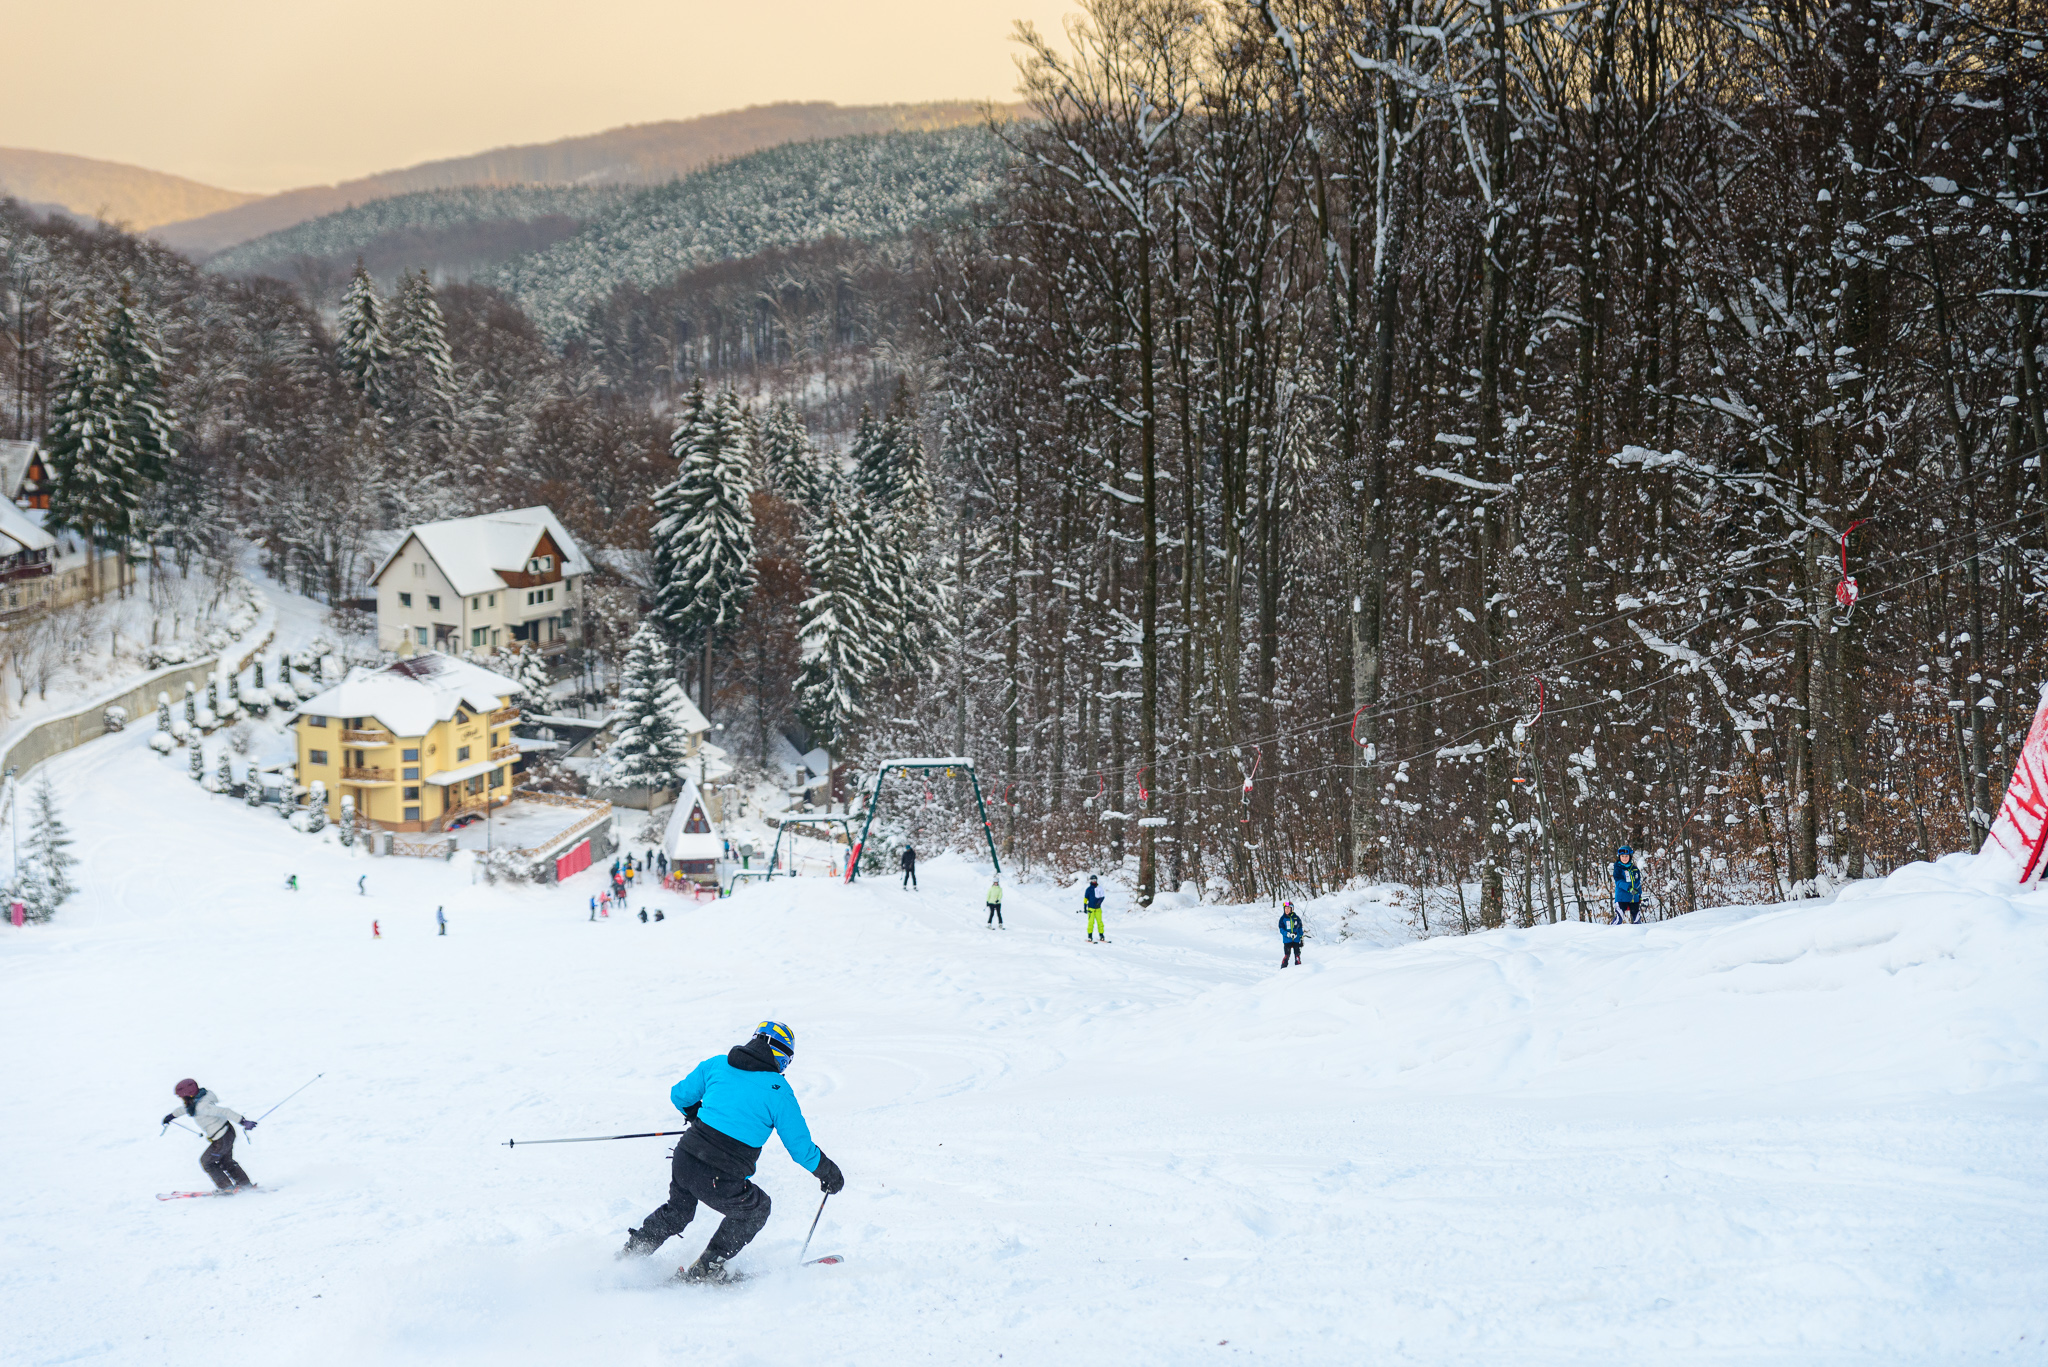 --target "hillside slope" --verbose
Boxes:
[493,127,1008,339]
[2,715,2045,1363]
[0,146,256,230]
[149,101,1009,257]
